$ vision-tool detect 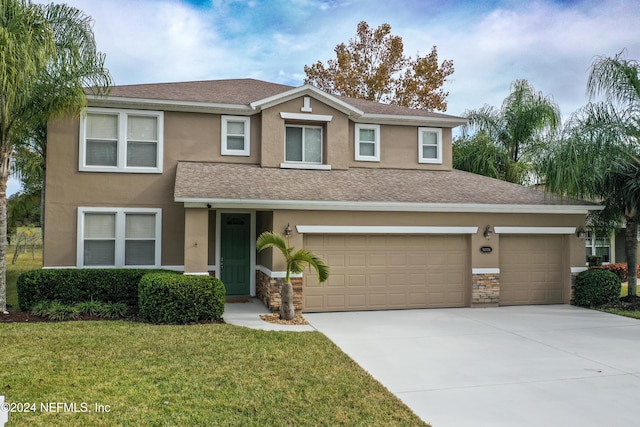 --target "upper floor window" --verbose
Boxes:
[80,108,163,173]
[78,207,162,268]
[418,127,442,164]
[285,125,322,164]
[221,116,250,156]
[355,124,380,162]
